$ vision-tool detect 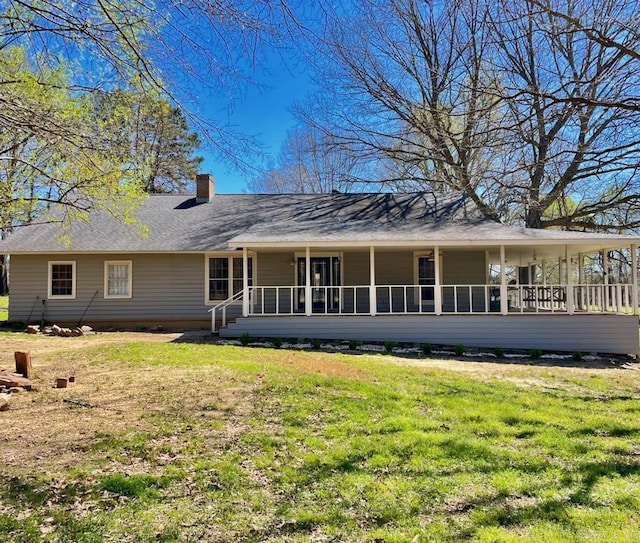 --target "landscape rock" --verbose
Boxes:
[0,393,10,411]
[26,325,39,334]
